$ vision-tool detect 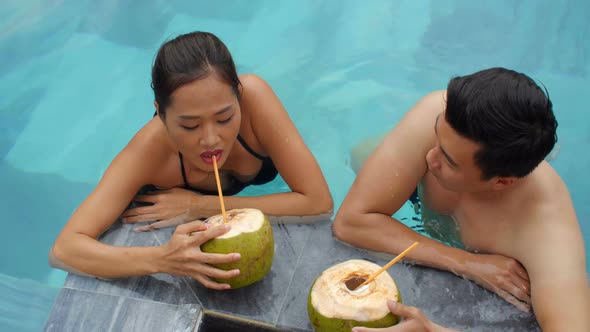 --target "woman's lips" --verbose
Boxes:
[200,149,223,164]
